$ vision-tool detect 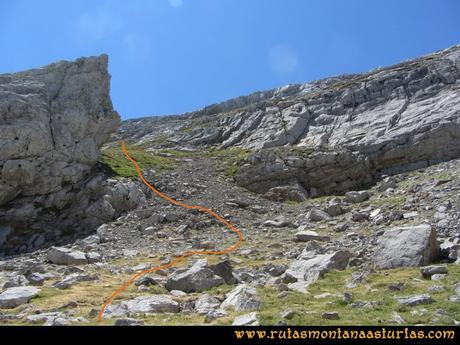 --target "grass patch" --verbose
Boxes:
[101,143,177,178]
[257,265,460,325]
[207,147,252,178]
[149,133,177,148]
[156,148,202,159]
[368,195,406,209]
